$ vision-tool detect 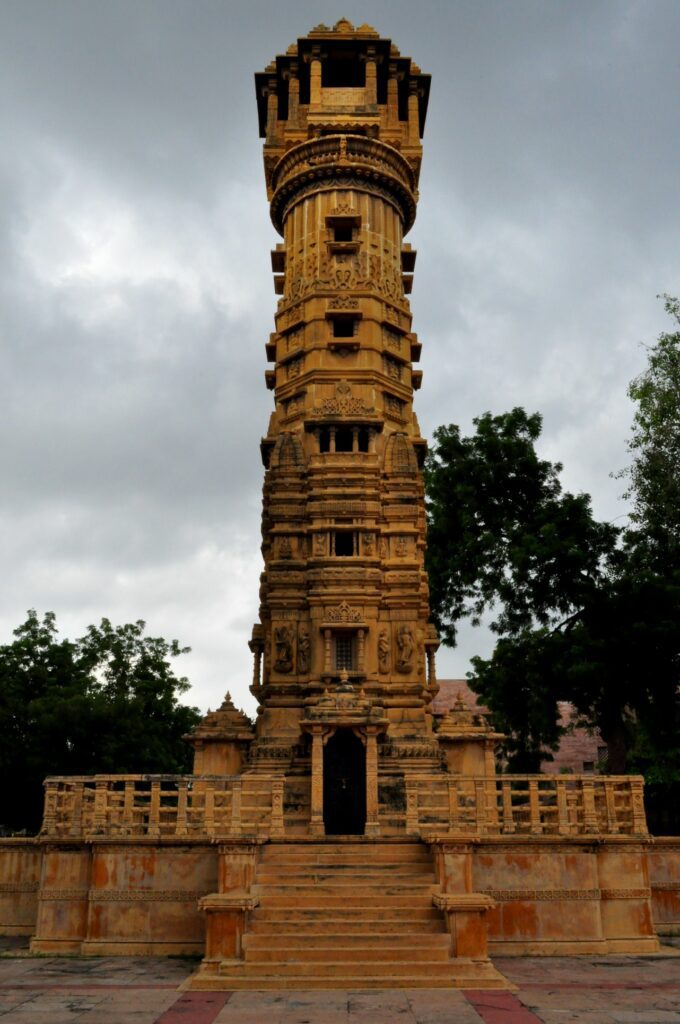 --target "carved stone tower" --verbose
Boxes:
[244,19,440,837]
